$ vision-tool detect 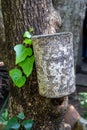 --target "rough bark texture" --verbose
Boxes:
[55,0,86,66]
[1,0,61,67]
[0,0,86,67]
[1,0,69,130]
[0,0,5,60]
